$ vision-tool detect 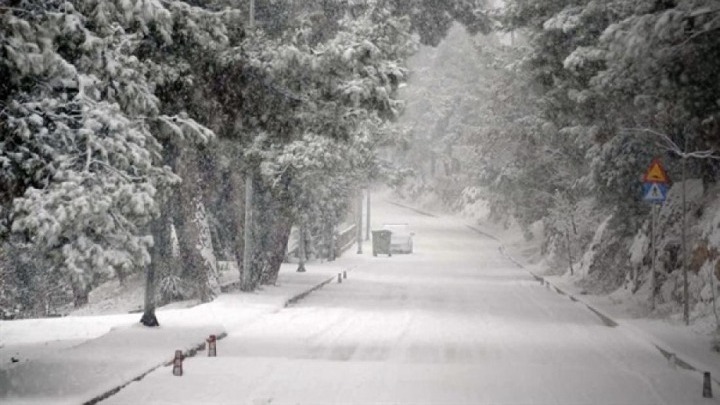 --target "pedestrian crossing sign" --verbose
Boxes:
[642,182,668,203]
